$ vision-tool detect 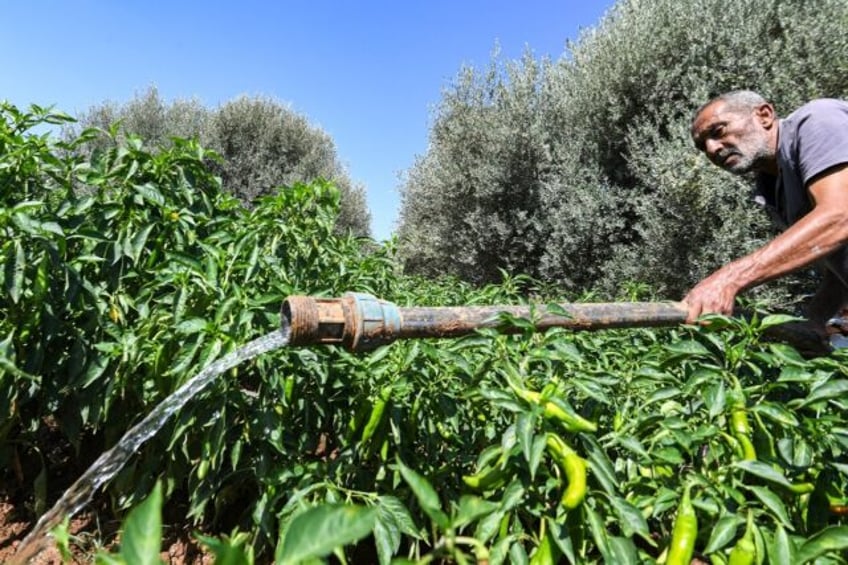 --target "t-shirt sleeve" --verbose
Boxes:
[794,99,848,185]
